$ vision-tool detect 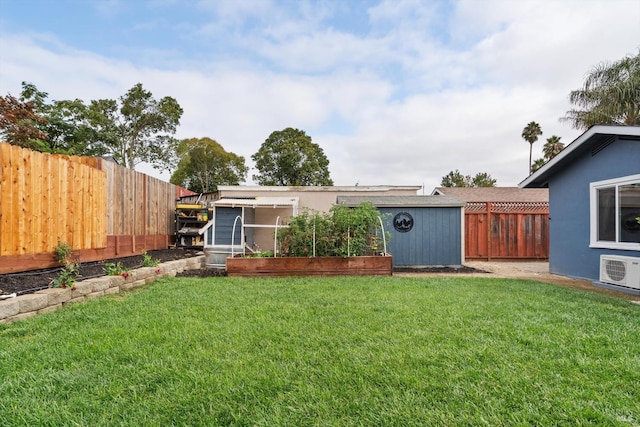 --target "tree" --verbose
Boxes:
[19,82,96,155]
[562,50,640,130]
[471,172,497,187]
[441,170,496,187]
[87,83,183,170]
[3,81,184,168]
[542,135,564,160]
[441,170,467,187]
[170,137,248,193]
[531,158,546,173]
[251,127,333,186]
[531,135,565,173]
[522,121,542,174]
[0,92,48,149]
